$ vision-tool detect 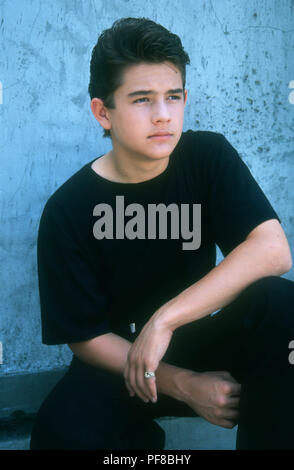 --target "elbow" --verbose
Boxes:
[281,253,293,273]
[247,221,293,275]
[270,243,293,275]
